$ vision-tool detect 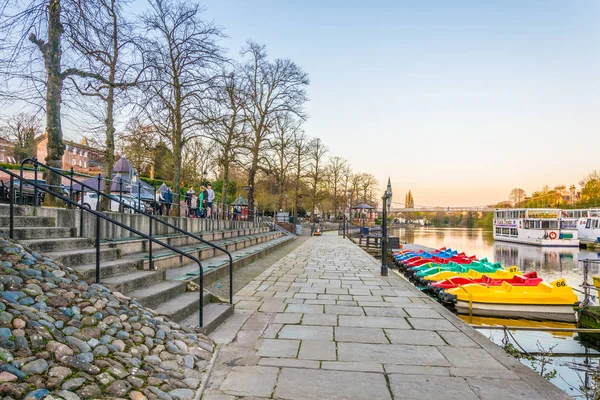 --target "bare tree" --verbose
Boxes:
[0,1,127,200]
[509,188,526,207]
[291,130,309,221]
[357,173,378,204]
[326,156,347,219]
[139,0,224,213]
[240,41,309,219]
[203,69,247,217]
[306,137,327,221]
[0,112,41,162]
[65,0,143,208]
[267,113,299,211]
